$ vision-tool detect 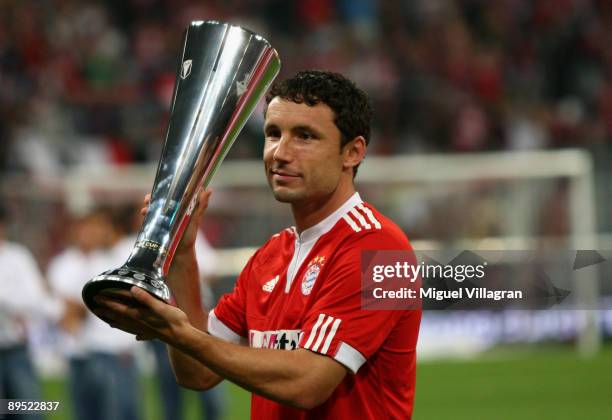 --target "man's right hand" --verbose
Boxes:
[141,188,212,256]
[141,188,211,323]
